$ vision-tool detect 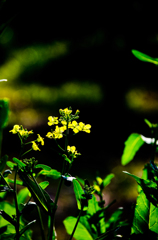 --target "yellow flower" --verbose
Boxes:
[53,126,66,139]
[67,145,80,157]
[59,108,72,116]
[37,134,44,145]
[68,121,81,133]
[46,132,54,139]
[48,116,58,126]
[19,129,33,137]
[9,125,20,134]
[32,141,41,151]
[78,122,91,133]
